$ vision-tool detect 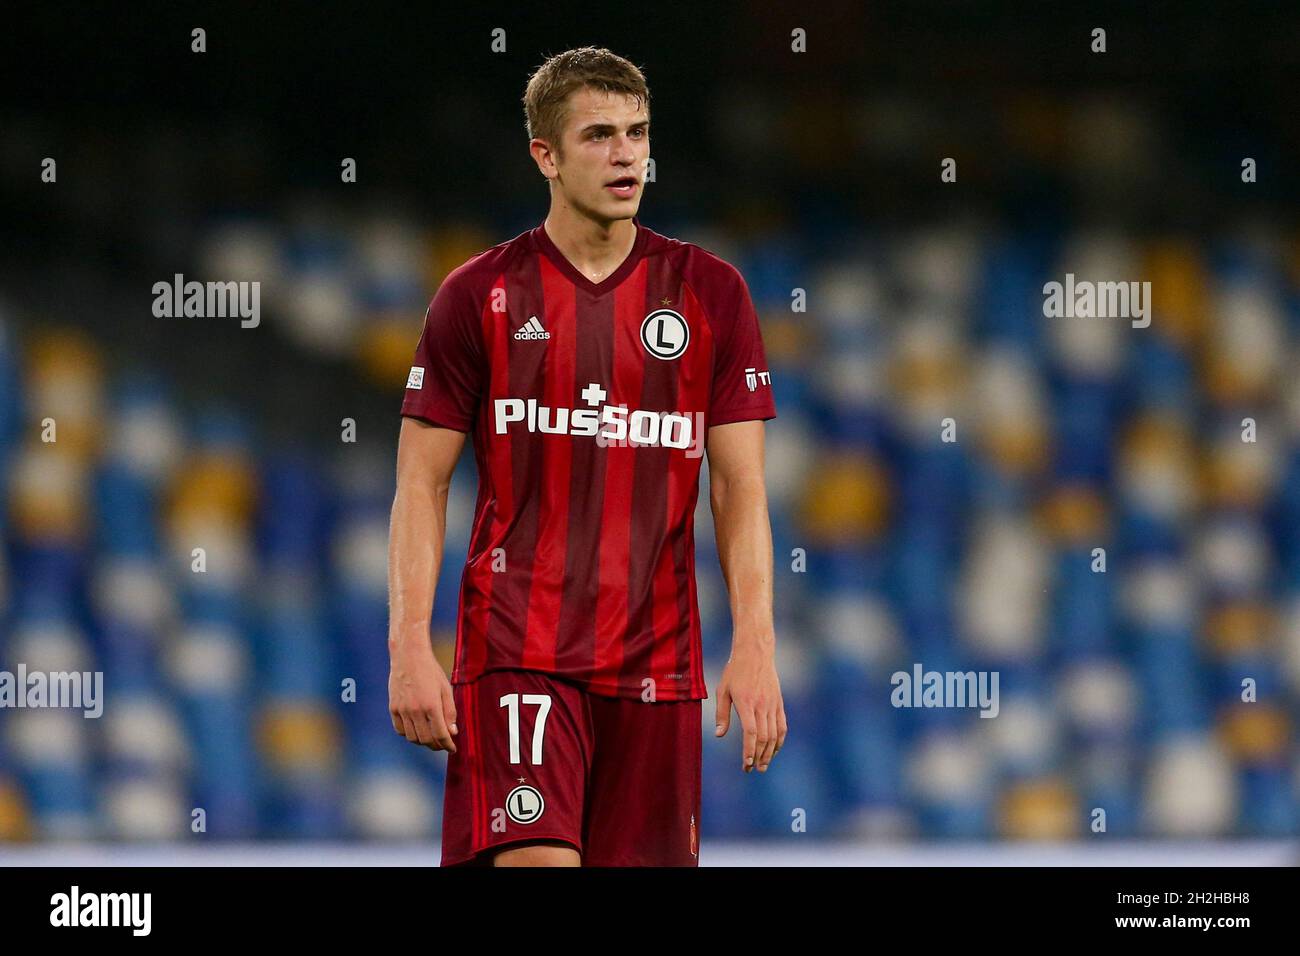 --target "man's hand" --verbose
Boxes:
[714,643,786,772]
[389,637,458,753]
